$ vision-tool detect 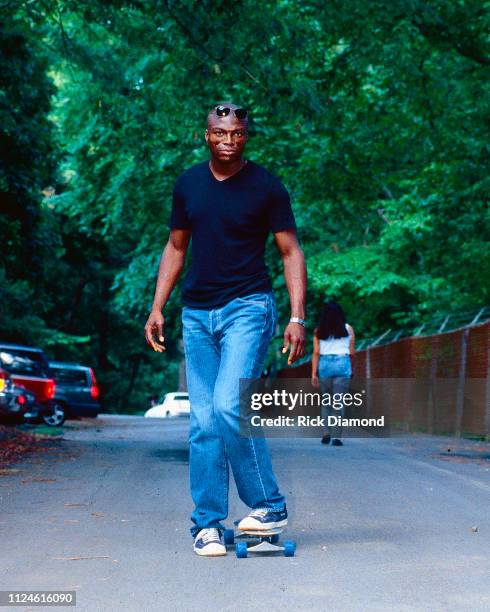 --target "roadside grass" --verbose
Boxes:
[17,423,64,436]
